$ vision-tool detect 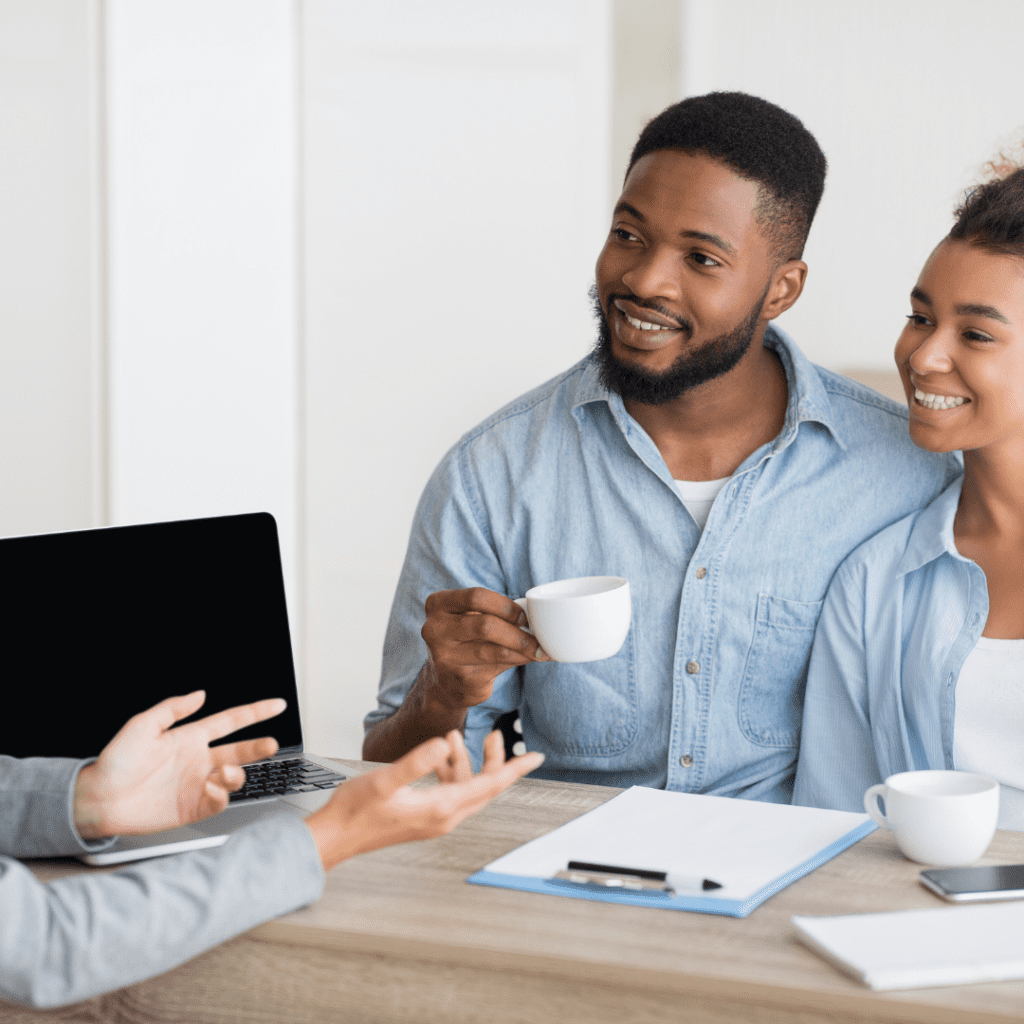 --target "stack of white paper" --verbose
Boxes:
[794,902,1024,990]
